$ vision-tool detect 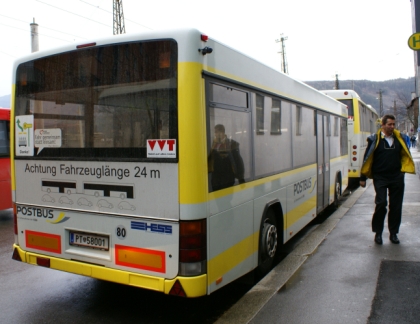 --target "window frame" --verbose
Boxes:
[296,105,302,136]
[270,98,282,135]
[256,94,265,135]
